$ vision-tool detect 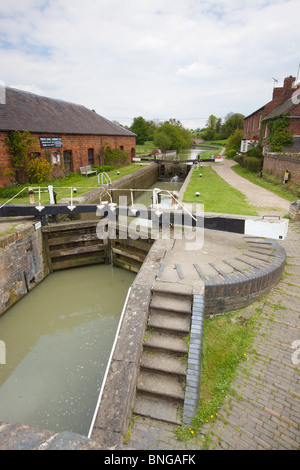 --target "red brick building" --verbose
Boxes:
[0,87,136,187]
[241,76,300,154]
